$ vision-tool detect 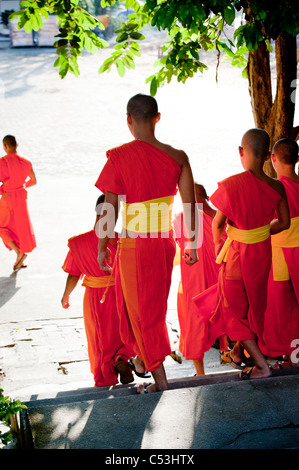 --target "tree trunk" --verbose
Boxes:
[247,34,297,177]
